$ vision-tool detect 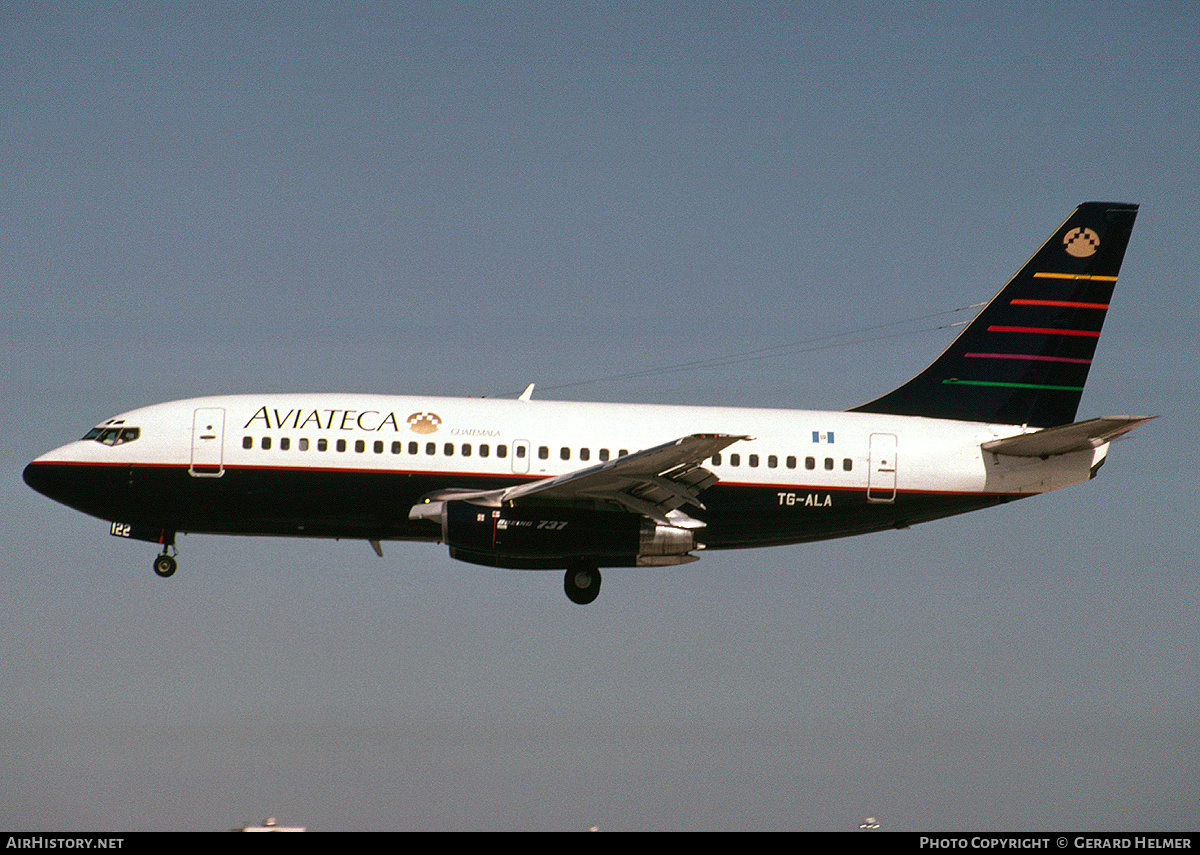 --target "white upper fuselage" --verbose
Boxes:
[33,393,1104,499]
